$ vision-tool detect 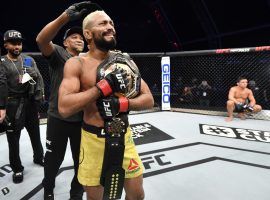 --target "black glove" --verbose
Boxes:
[97,96,129,119]
[243,104,254,112]
[96,68,129,97]
[65,1,100,21]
